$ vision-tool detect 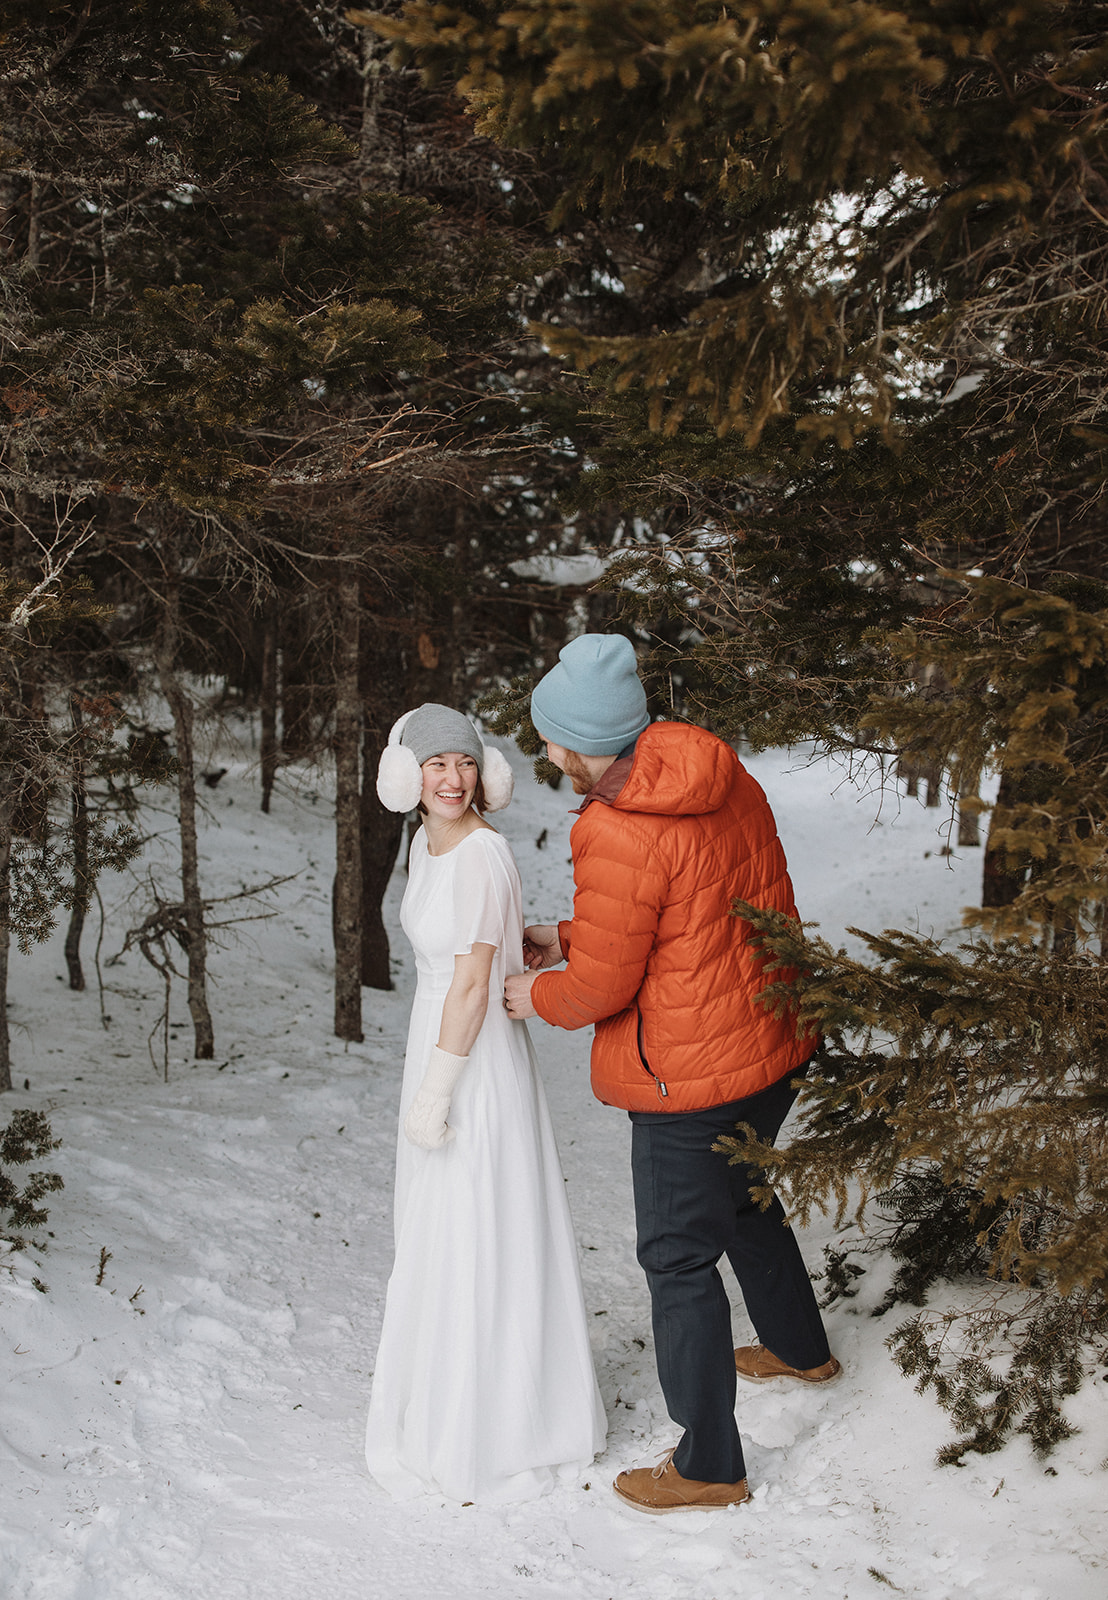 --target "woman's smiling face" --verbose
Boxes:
[420,751,480,820]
